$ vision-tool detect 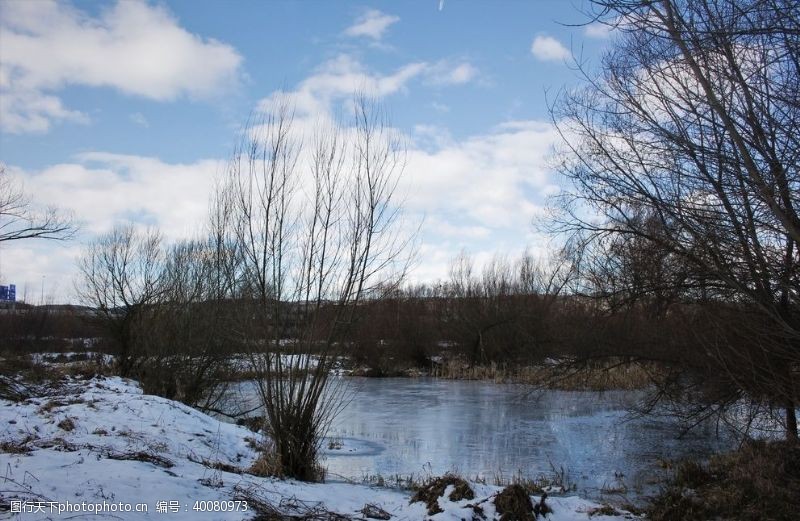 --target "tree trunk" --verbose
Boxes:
[787,399,798,442]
